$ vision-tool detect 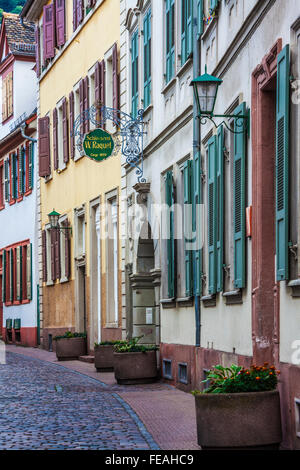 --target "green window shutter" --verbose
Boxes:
[16,246,21,301]
[19,148,24,196]
[197,0,203,38]
[131,30,139,119]
[193,151,202,296]
[27,243,32,301]
[166,171,176,298]
[2,250,6,303]
[210,0,219,12]
[276,45,290,281]
[143,9,151,109]
[166,0,175,83]
[207,135,217,294]
[13,154,18,199]
[183,160,193,296]
[10,248,13,302]
[28,143,34,190]
[186,0,193,58]
[4,159,9,201]
[233,102,247,289]
[216,125,224,292]
[181,0,186,65]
